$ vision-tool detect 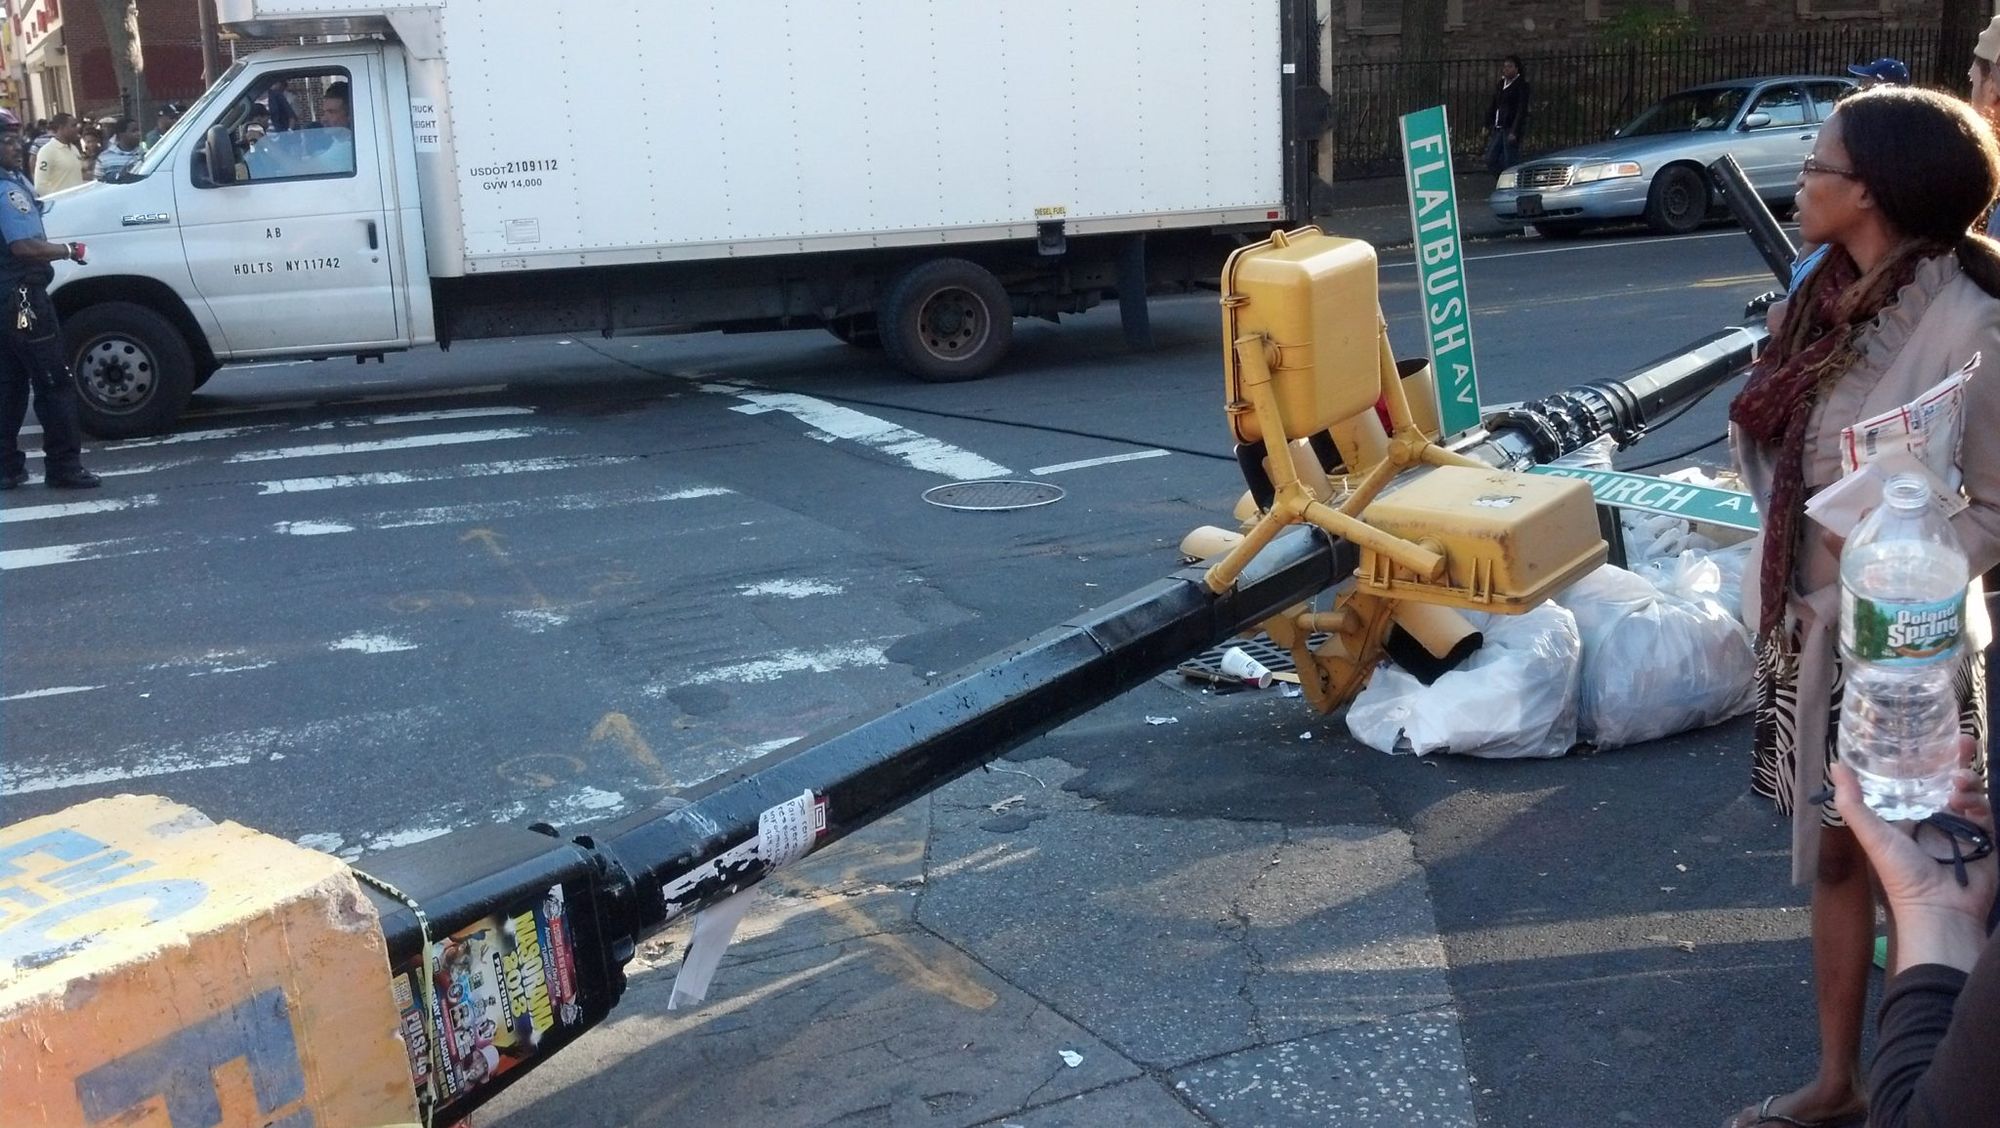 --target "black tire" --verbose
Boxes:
[878,258,1013,383]
[1531,220,1589,240]
[65,302,197,438]
[826,314,882,348]
[1644,165,1709,235]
